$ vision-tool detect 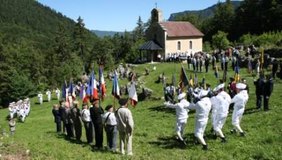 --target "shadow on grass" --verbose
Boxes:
[148,105,175,114]
[243,107,261,115]
[149,133,196,149]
